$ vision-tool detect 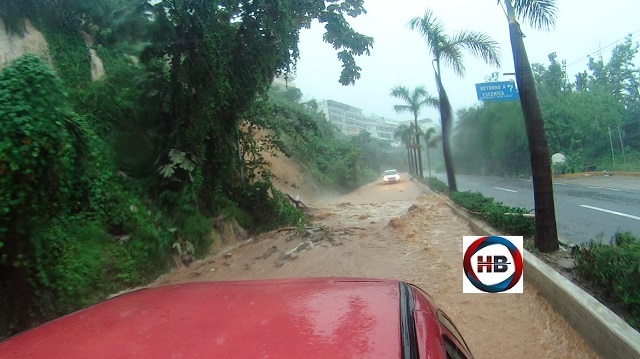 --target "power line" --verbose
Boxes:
[565,28,640,69]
